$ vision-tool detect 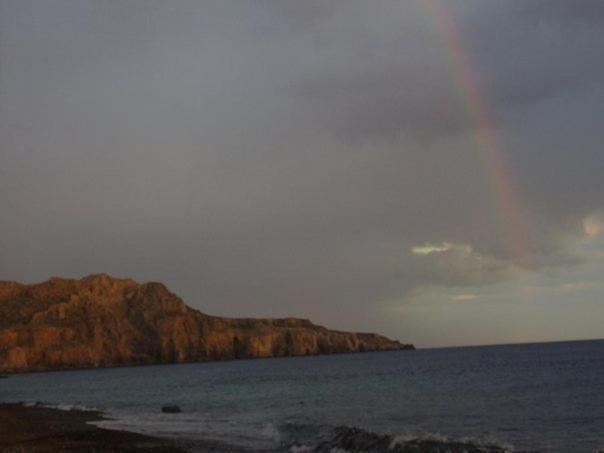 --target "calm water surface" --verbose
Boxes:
[1,340,603,452]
